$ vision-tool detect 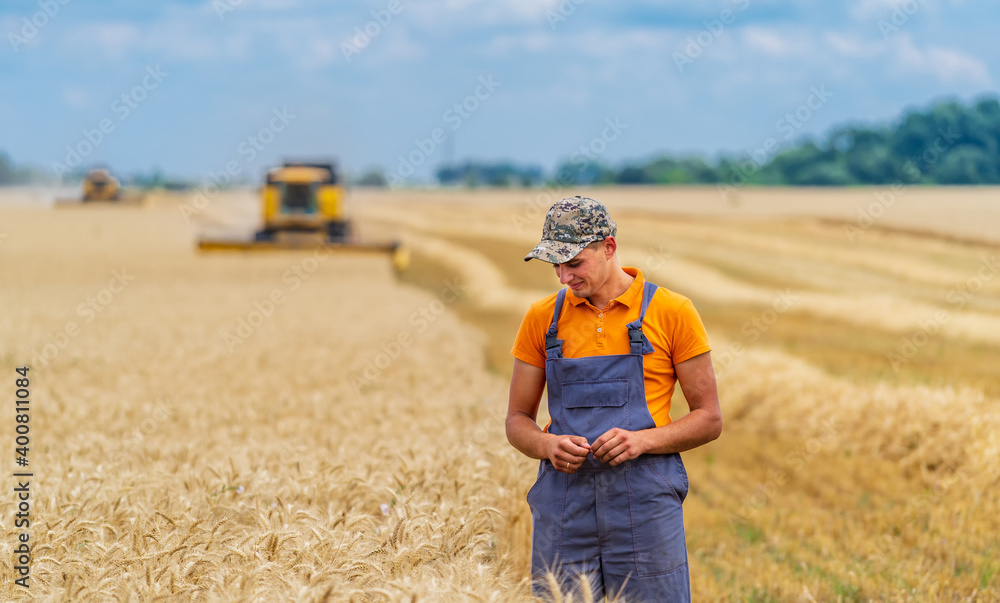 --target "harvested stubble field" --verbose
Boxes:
[0,186,998,601]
